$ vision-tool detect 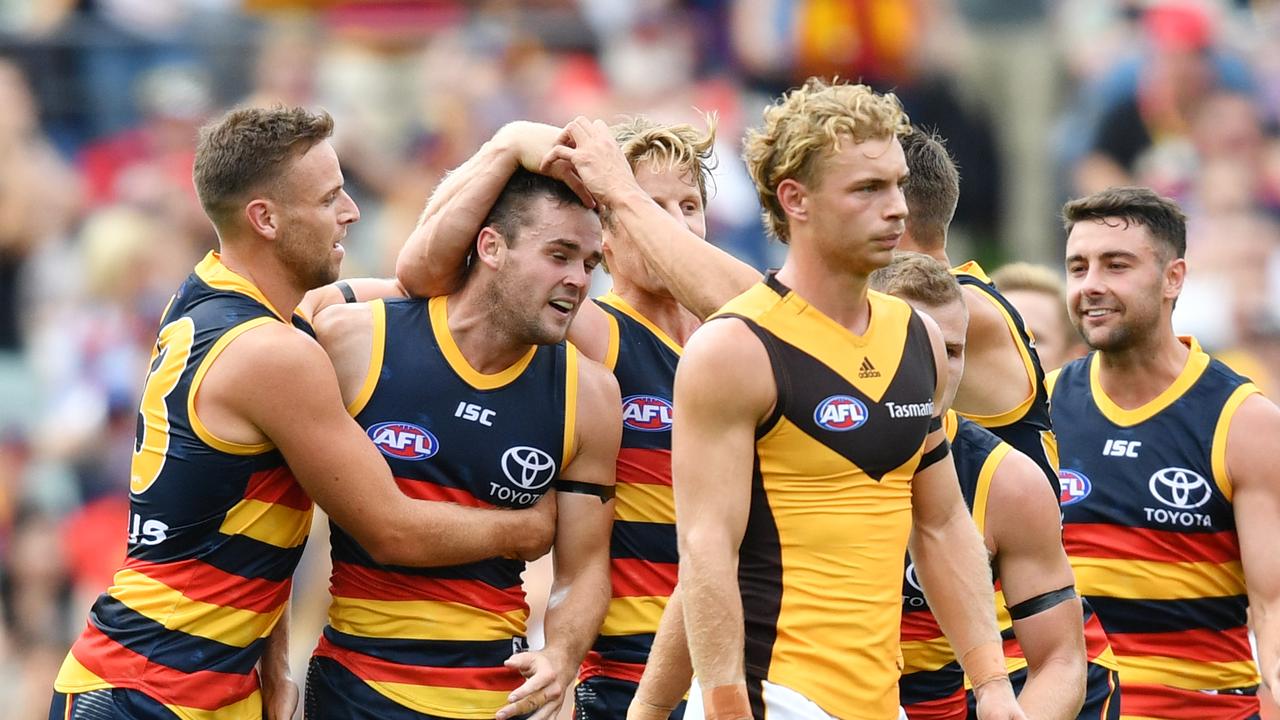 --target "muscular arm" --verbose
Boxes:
[986,448,1085,720]
[953,286,1035,420]
[630,586,694,718]
[297,277,407,320]
[1228,393,1280,705]
[207,322,553,567]
[674,320,773,712]
[909,313,1025,719]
